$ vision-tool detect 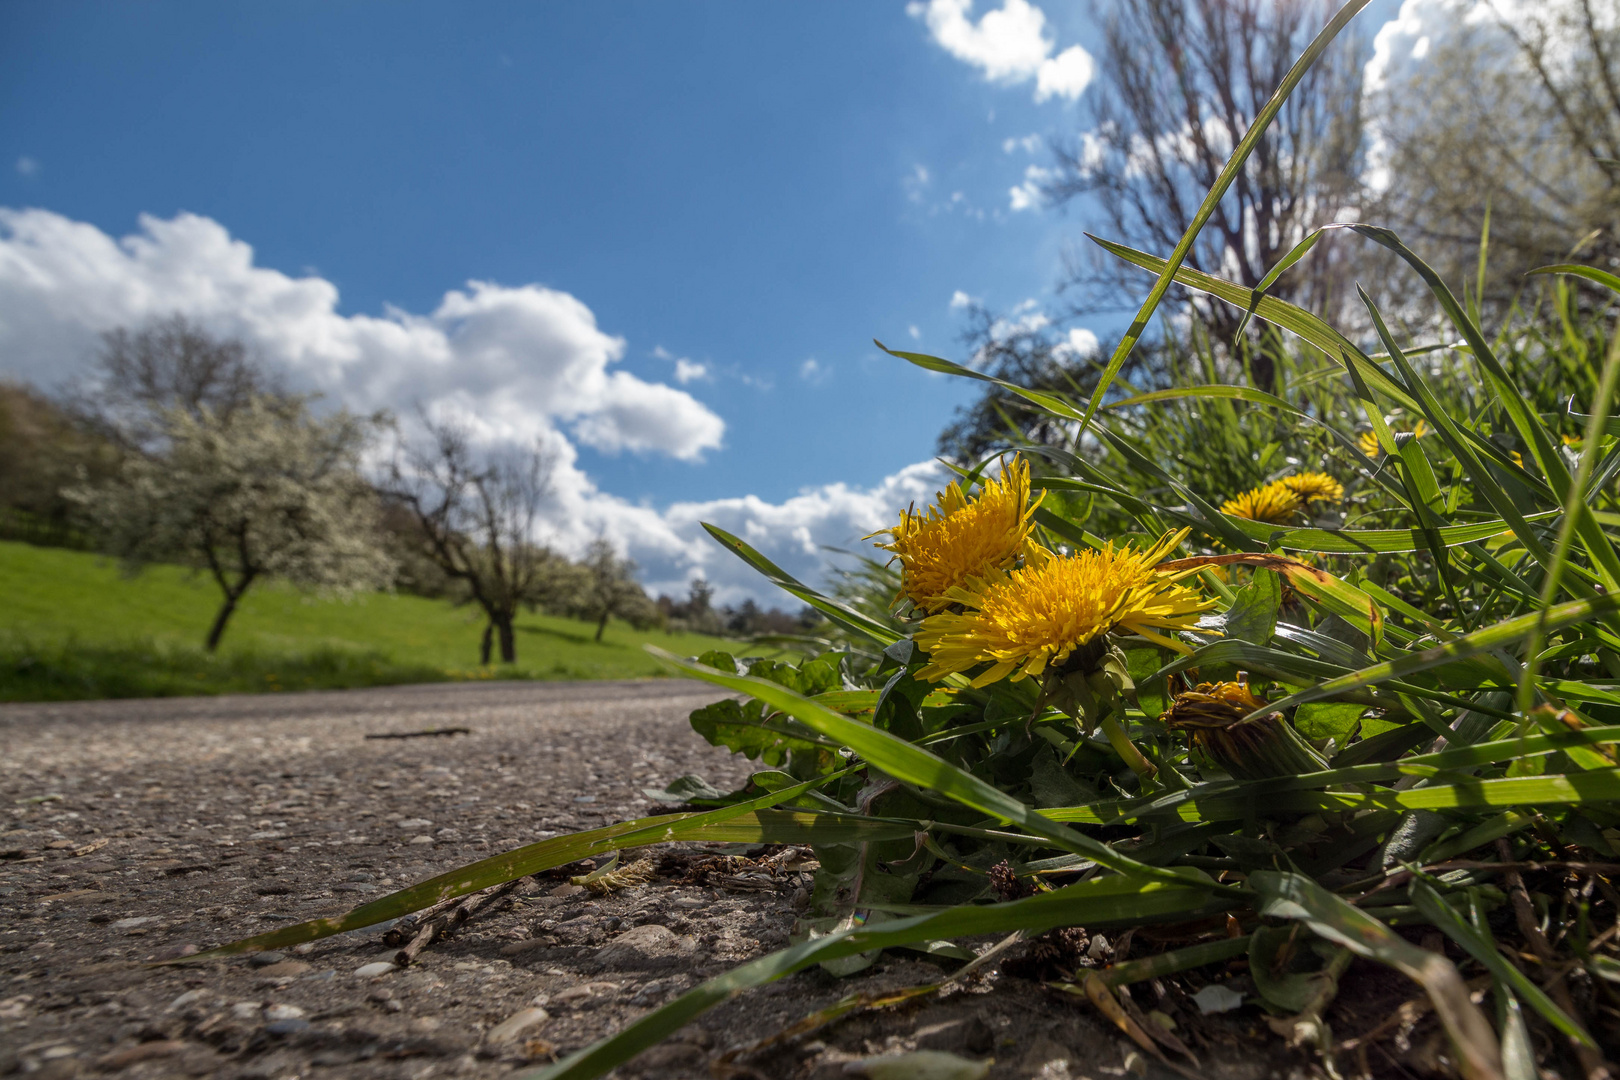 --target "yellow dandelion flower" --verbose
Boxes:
[1221,481,1303,524]
[1357,420,1429,459]
[913,529,1214,687]
[1278,471,1343,505]
[1562,433,1582,448]
[870,456,1043,613]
